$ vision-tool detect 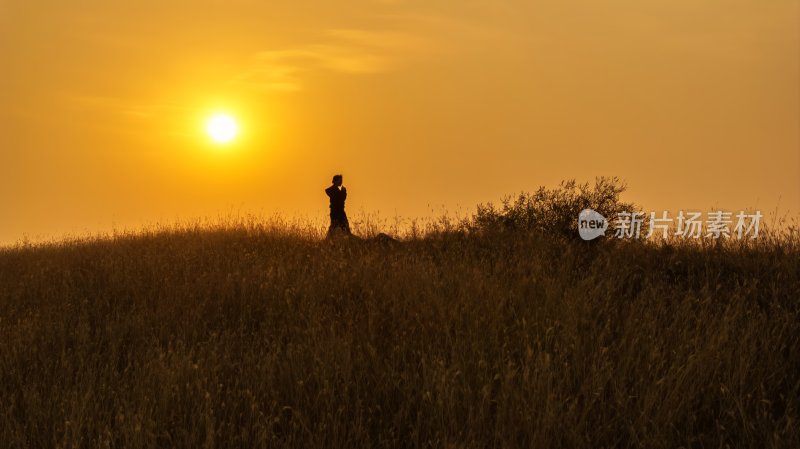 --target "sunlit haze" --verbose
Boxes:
[1,0,798,244]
